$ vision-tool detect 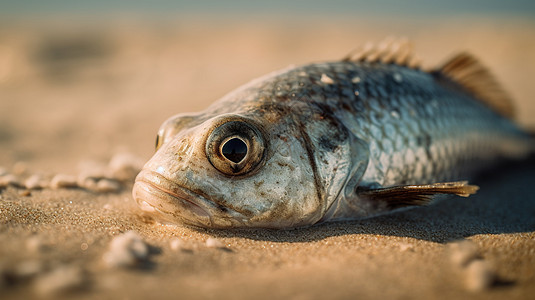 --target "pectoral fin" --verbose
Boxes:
[357,181,479,209]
